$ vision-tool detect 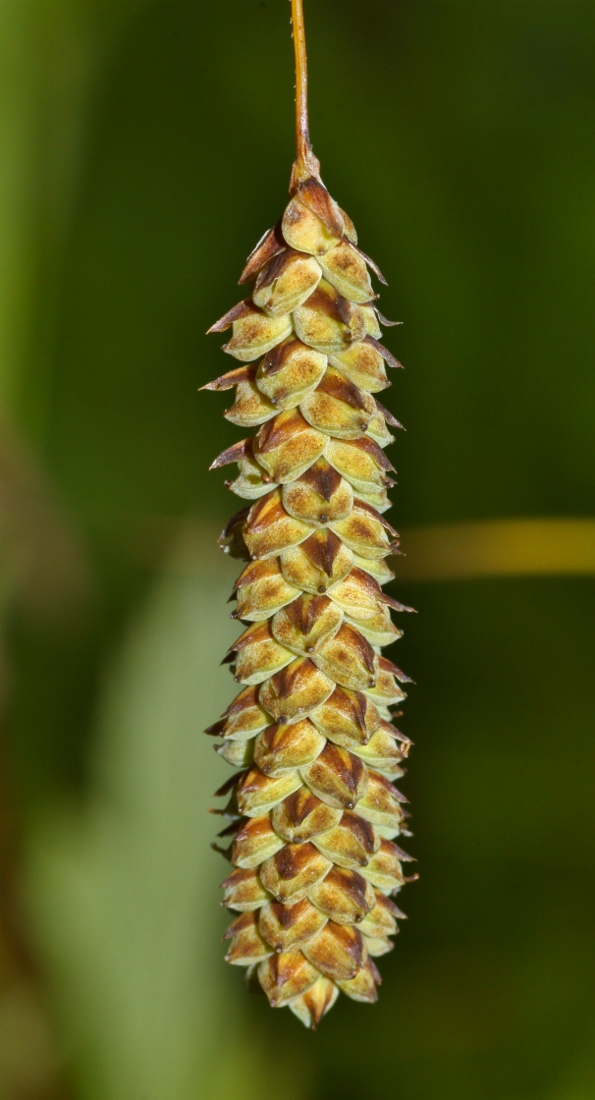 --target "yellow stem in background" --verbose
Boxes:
[393,518,595,582]
[291,0,311,169]
[127,517,595,582]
